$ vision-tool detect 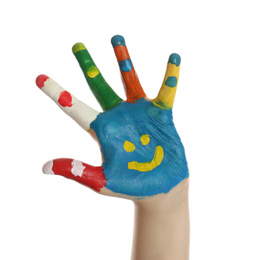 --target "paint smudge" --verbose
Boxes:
[58,91,72,107]
[165,76,177,88]
[168,53,181,66]
[120,59,133,72]
[42,160,54,174]
[36,74,49,89]
[140,134,150,145]
[71,160,86,177]
[72,42,86,54]
[87,66,100,78]
[124,140,136,152]
[111,35,126,47]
